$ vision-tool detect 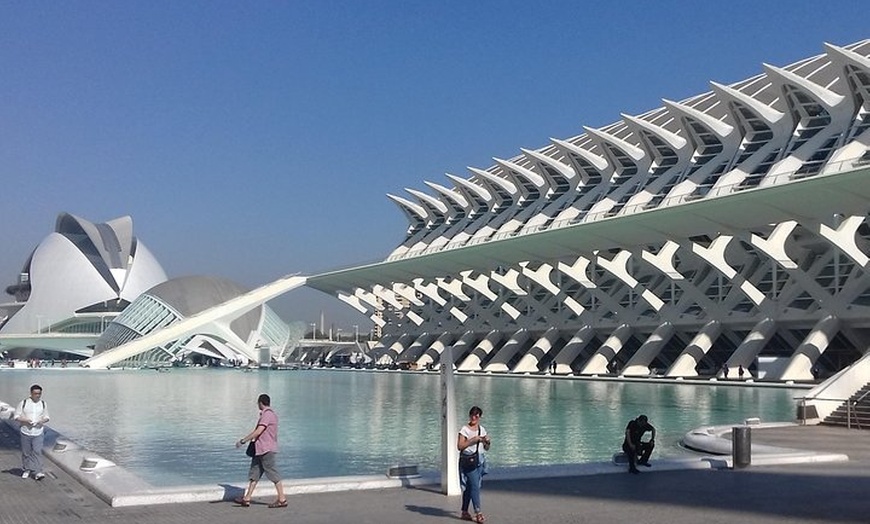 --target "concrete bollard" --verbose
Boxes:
[732,426,751,469]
